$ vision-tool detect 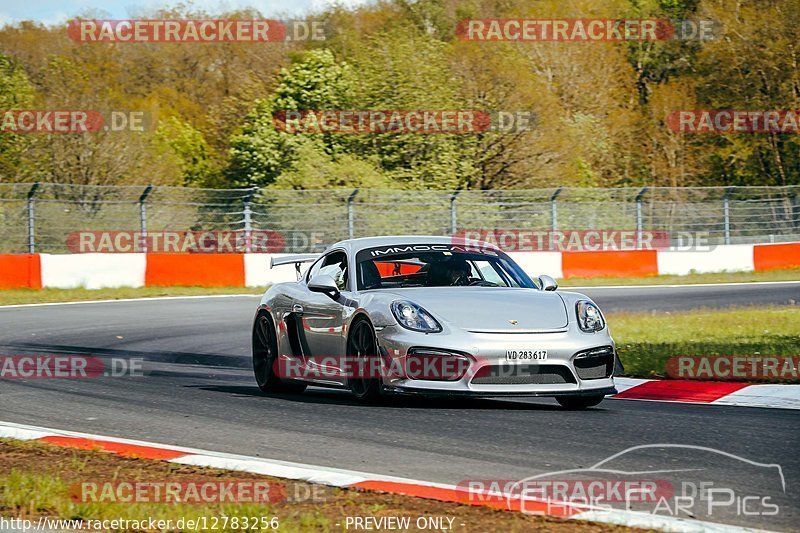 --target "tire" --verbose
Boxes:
[345,318,383,402]
[252,310,307,394]
[556,395,605,410]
